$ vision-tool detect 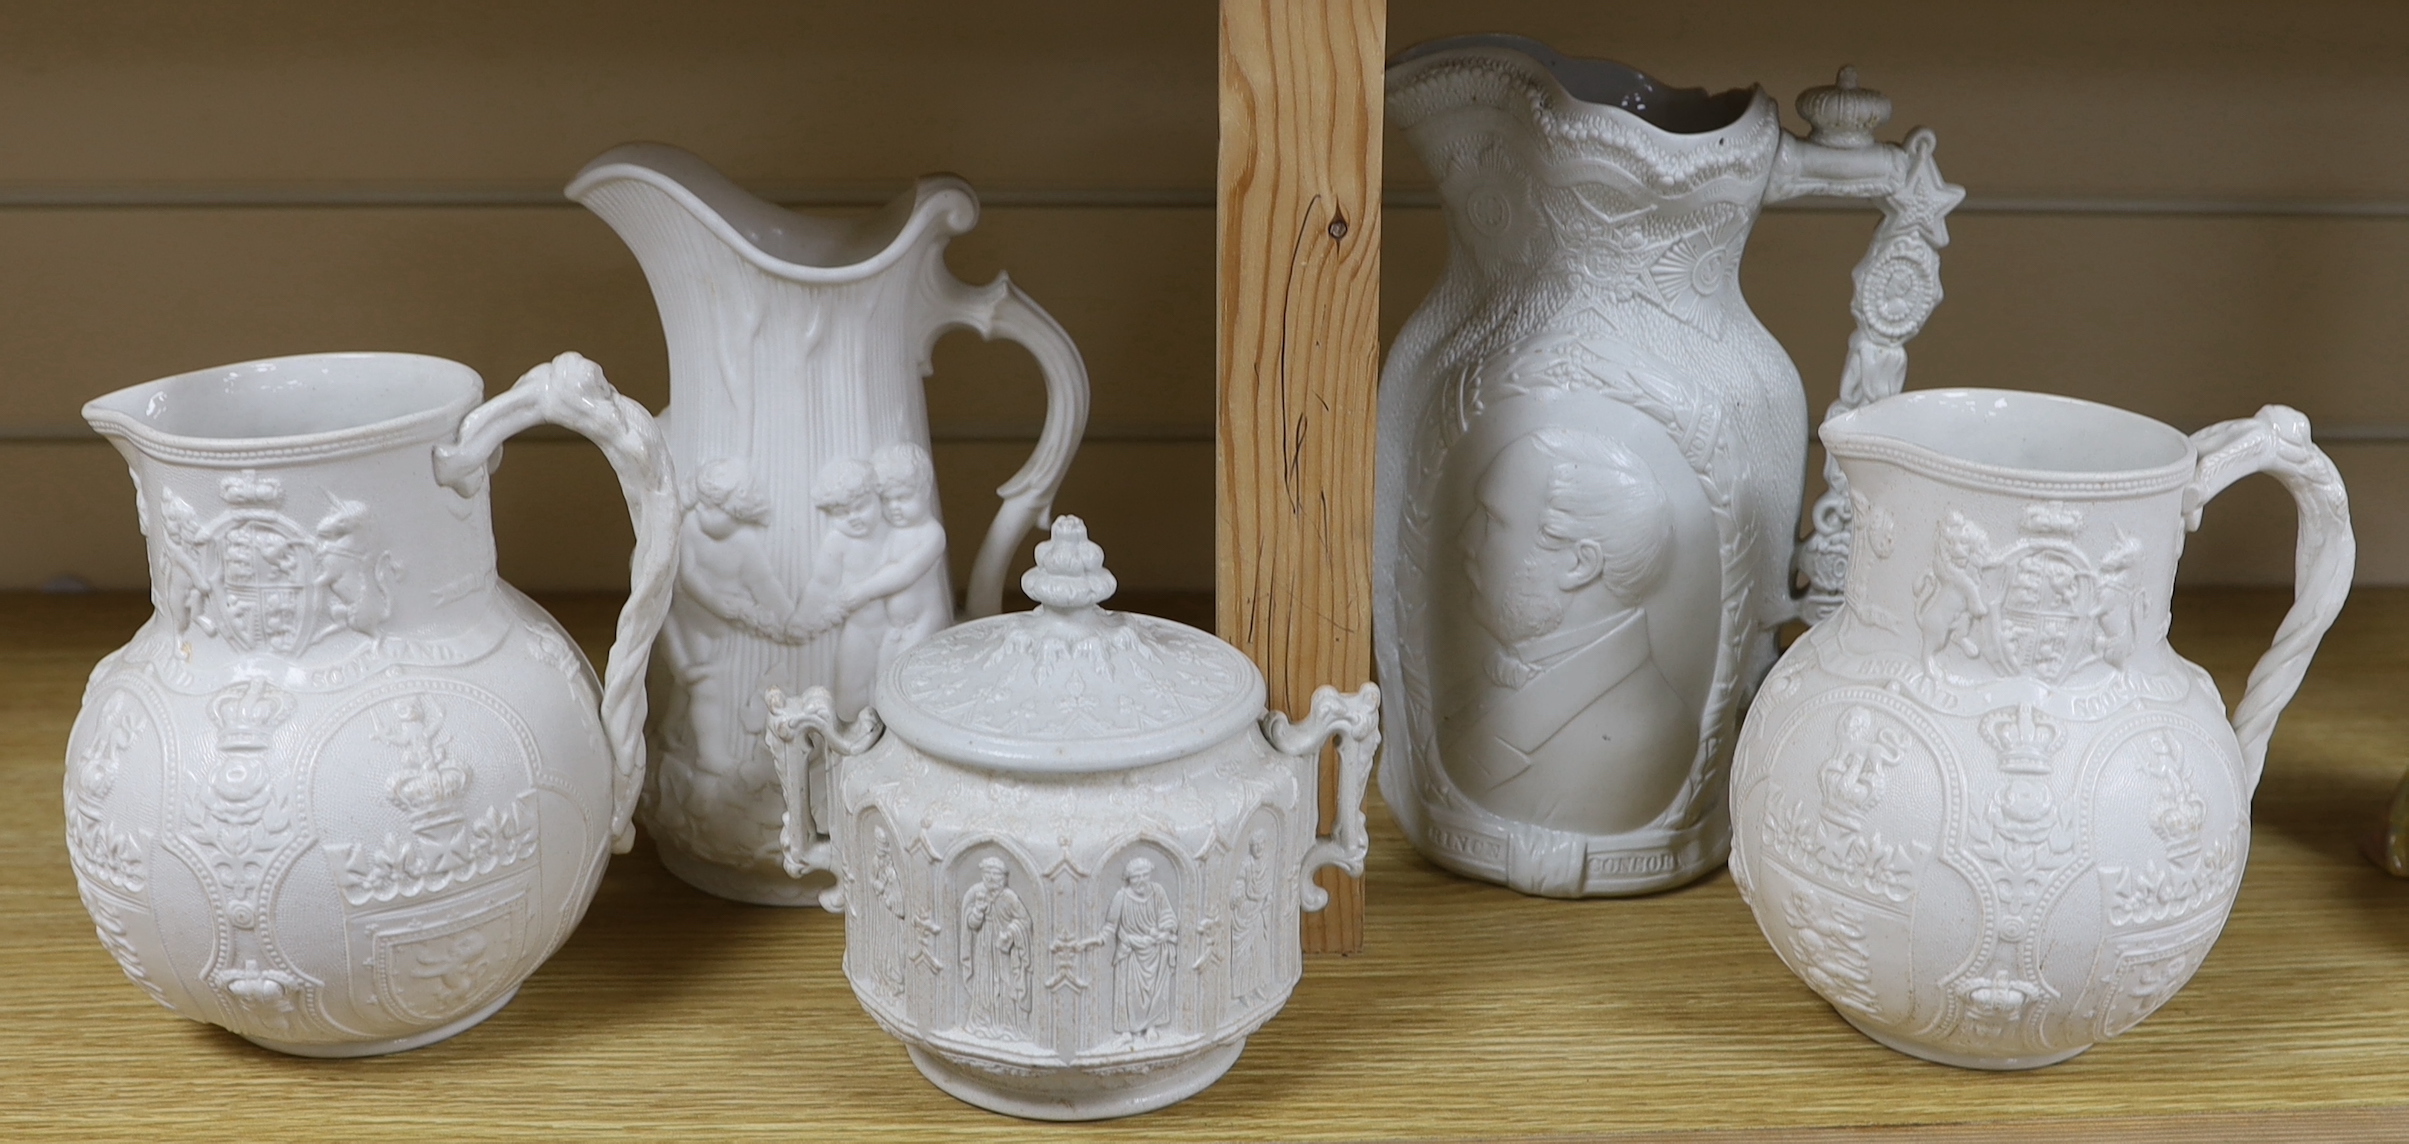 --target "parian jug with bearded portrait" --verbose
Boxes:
[1375,36,1964,897]
[1730,390,2351,1068]
[571,143,1091,905]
